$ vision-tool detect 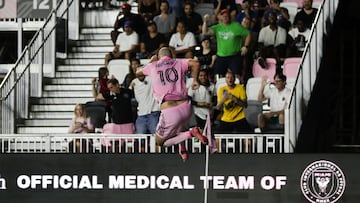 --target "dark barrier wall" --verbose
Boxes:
[0,154,358,203]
